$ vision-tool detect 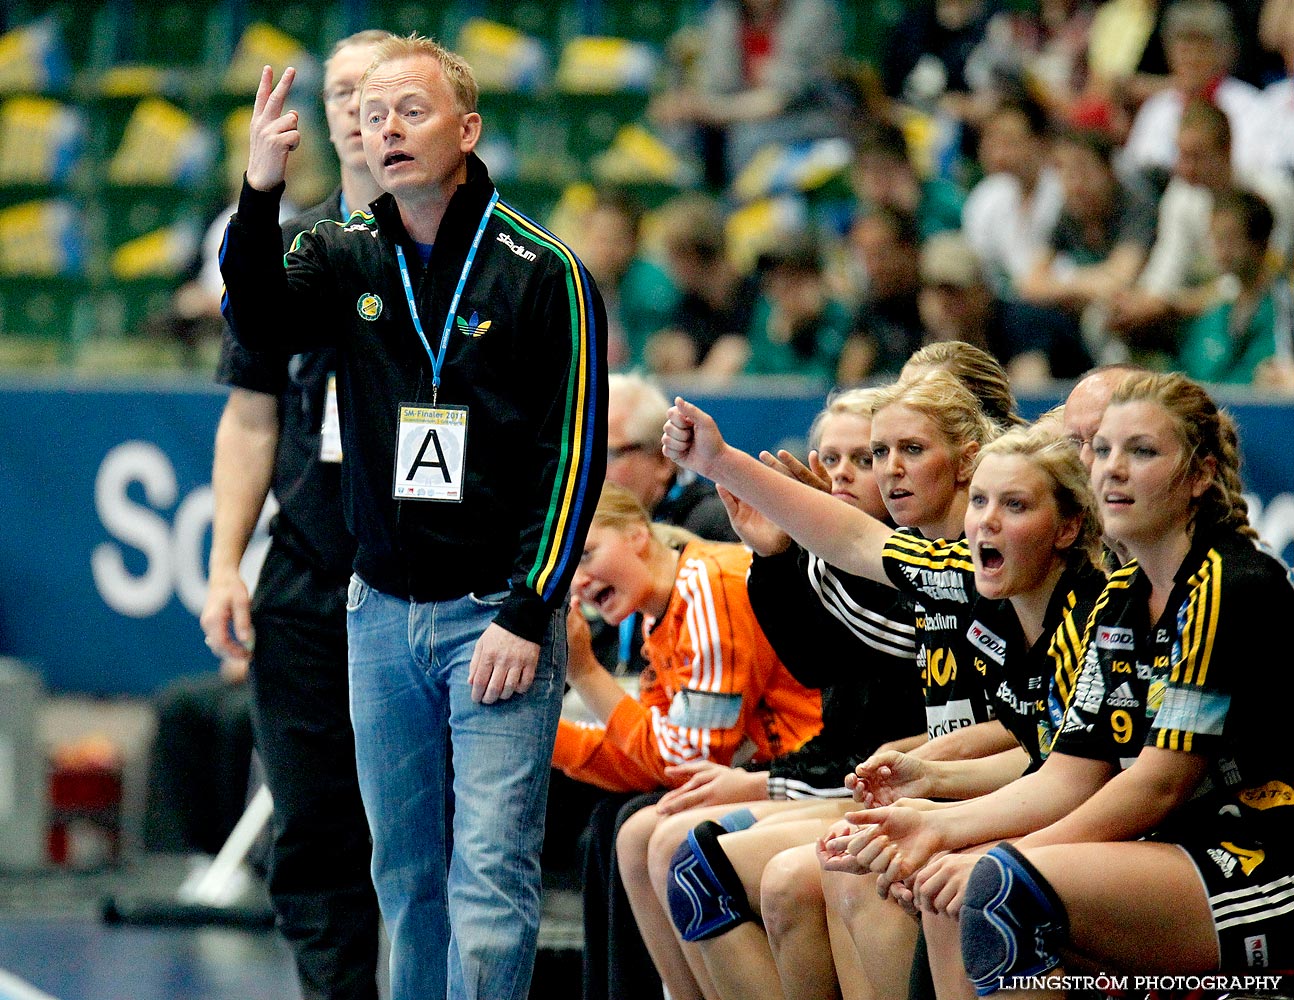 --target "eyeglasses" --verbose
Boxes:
[323,84,357,106]
[608,442,649,462]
